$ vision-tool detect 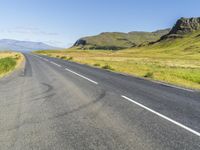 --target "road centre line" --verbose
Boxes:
[121,95,200,137]
[50,61,61,67]
[65,68,98,84]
